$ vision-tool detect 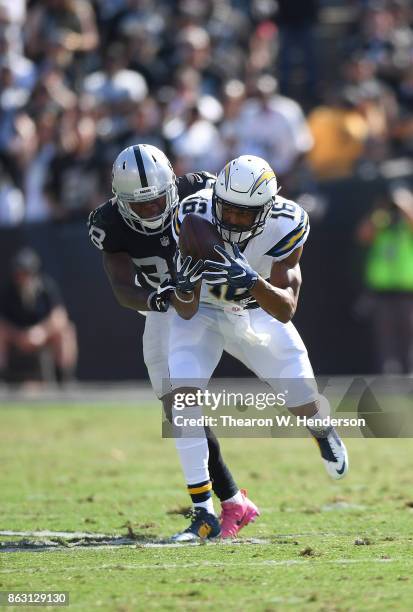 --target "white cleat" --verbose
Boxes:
[313,428,349,480]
